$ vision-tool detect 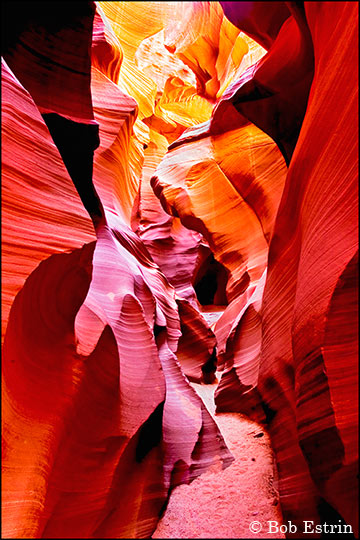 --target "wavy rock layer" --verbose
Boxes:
[1,1,358,539]
[210,1,358,535]
[144,0,358,536]
[152,122,287,302]
[1,59,95,342]
[258,3,358,533]
[1,3,236,538]
[2,234,233,538]
[213,2,314,165]
[214,270,267,421]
